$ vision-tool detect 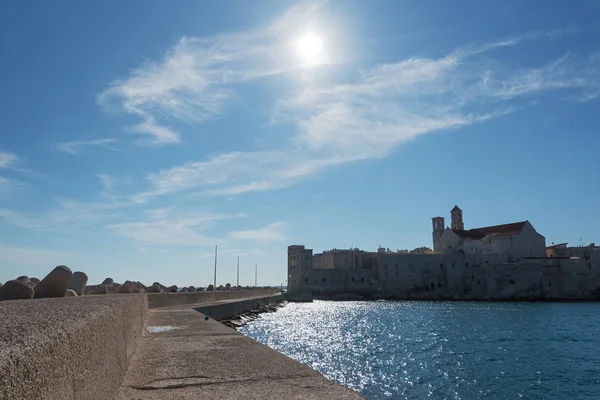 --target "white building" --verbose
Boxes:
[432,205,546,260]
